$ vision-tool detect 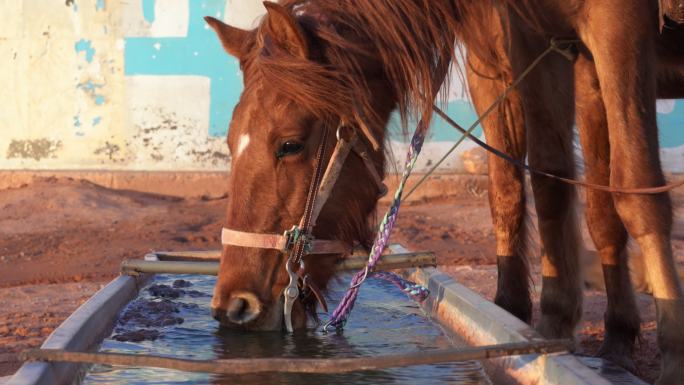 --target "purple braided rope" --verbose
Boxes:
[324,129,429,331]
[370,271,430,301]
